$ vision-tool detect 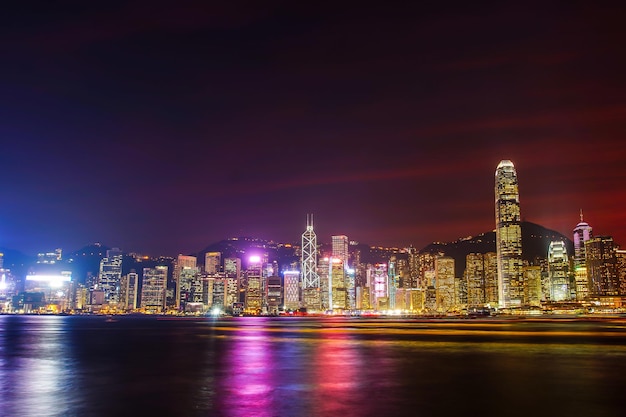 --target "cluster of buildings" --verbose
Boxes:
[1,160,625,315]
